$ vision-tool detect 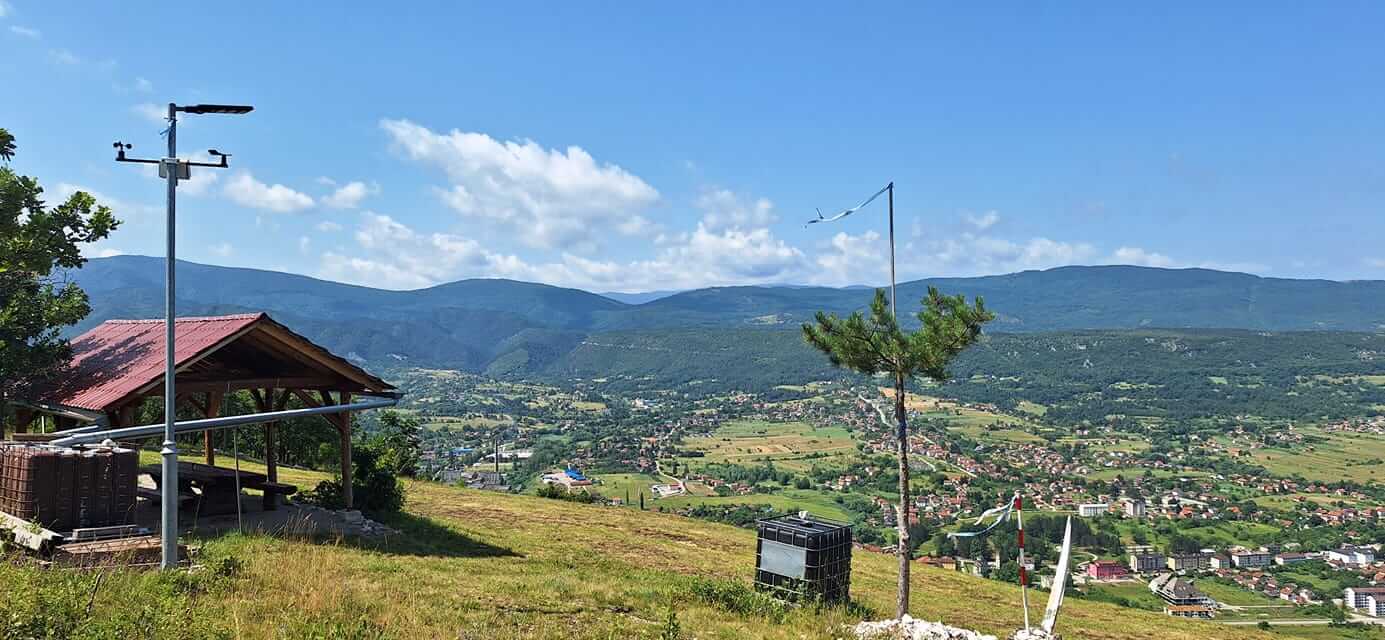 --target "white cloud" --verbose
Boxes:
[9,25,39,38]
[208,242,234,257]
[380,118,658,250]
[53,183,158,220]
[321,212,509,289]
[54,184,157,261]
[49,48,79,65]
[223,172,314,213]
[319,211,807,291]
[315,221,343,232]
[0,1,11,19]
[321,180,379,209]
[1111,246,1176,268]
[1109,247,1268,274]
[964,210,1000,231]
[1367,258,1385,269]
[298,236,311,253]
[133,76,153,92]
[812,228,1100,286]
[178,166,220,196]
[813,231,888,286]
[696,188,776,232]
[132,102,166,125]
